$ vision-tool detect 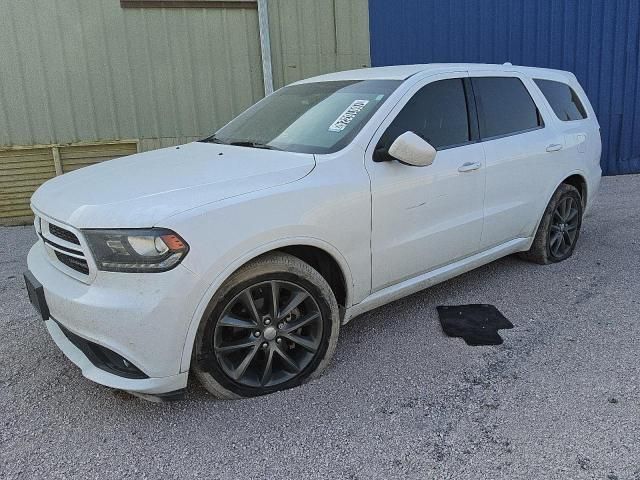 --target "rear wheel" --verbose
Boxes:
[520,183,583,264]
[193,252,340,399]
